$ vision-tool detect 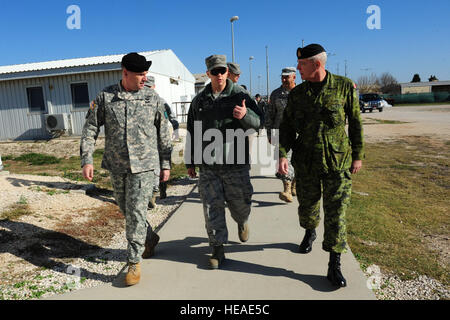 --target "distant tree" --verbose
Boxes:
[411,74,421,82]
[357,73,380,93]
[428,75,438,82]
[379,72,401,94]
